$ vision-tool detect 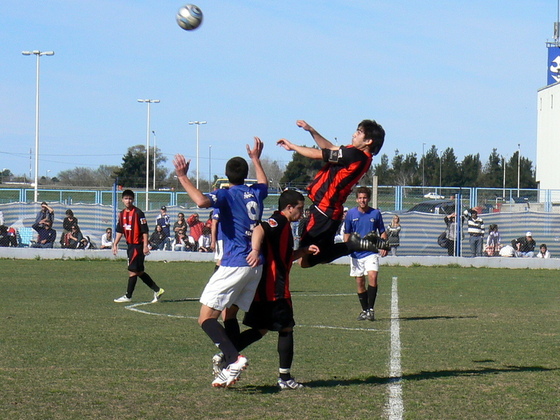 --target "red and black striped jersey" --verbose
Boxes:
[254,211,293,302]
[307,146,372,221]
[116,206,149,245]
